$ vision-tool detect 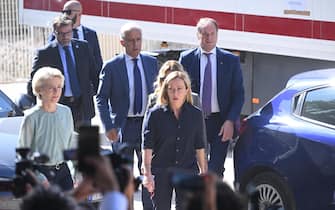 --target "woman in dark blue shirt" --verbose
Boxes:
[142,71,207,210]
